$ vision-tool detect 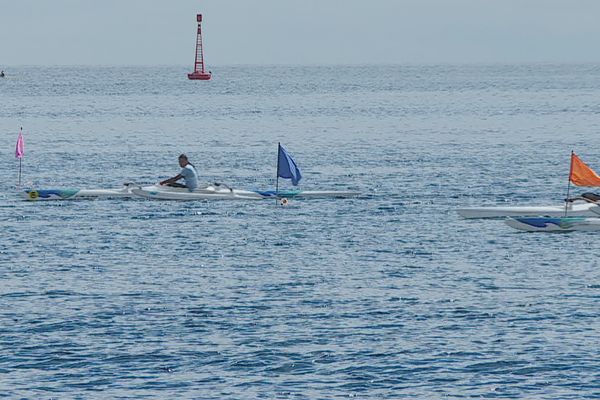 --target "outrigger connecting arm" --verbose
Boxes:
[565,193,600,203]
